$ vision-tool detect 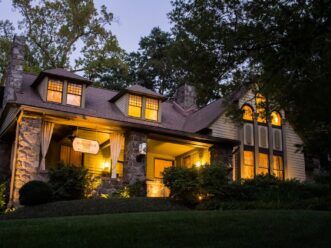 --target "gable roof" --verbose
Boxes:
[109,84,166,102]
[31,68,92,88]
[10,72,241,143]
